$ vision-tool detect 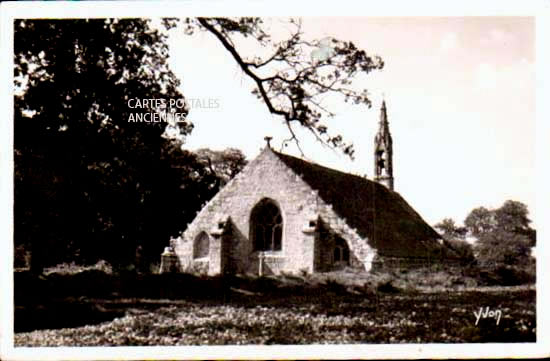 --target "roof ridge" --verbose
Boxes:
[272,150,370,184]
